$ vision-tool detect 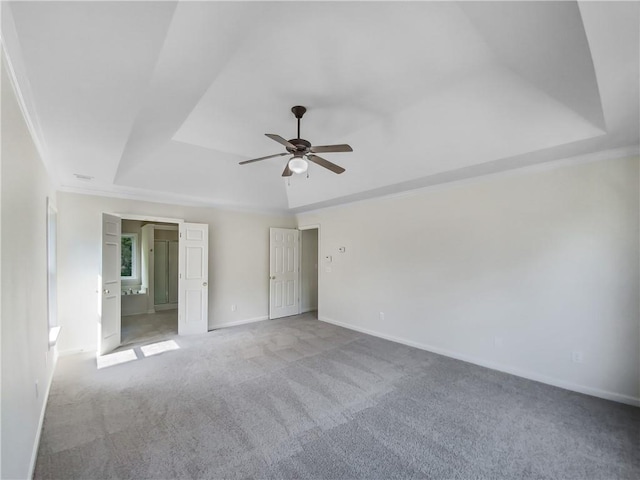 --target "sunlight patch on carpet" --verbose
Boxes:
[140,340,180,357]
[96,349,137,369]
